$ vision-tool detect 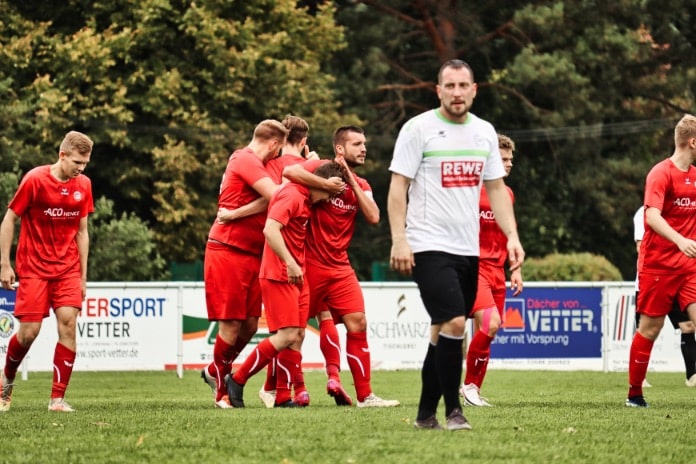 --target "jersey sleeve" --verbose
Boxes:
[389,118,424,179]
